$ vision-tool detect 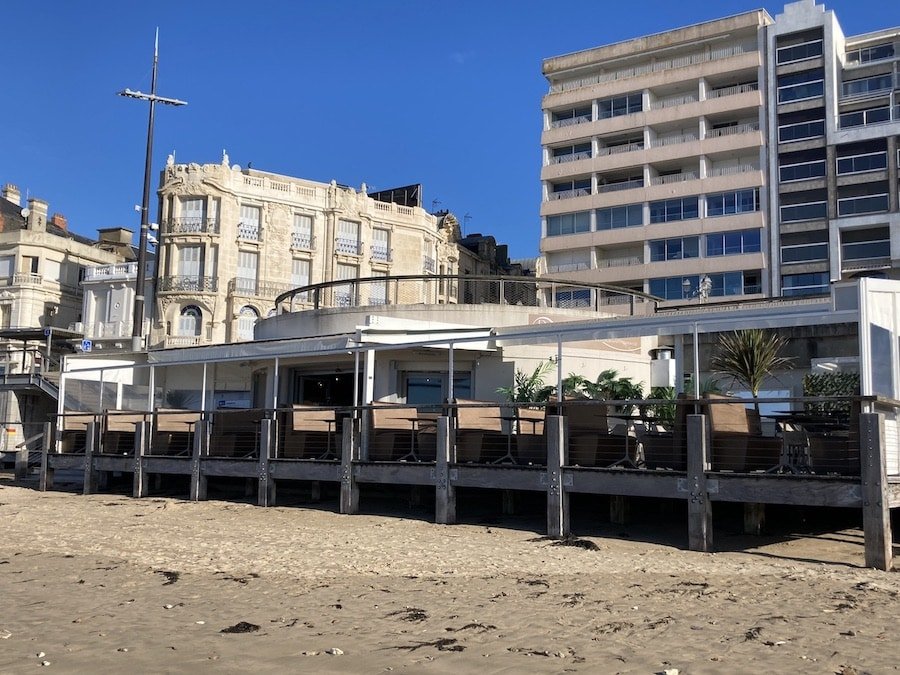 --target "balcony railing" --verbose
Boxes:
[598,142,644,156]
[335,238,363,255]
[237,222,261,241]
[164,335,203,348]
[549,188,591,200]
[597,178,644,193]
[651,172,698,186]
[290,232,315,250]
[550,114,592,129]
[707,82,759,99]
[423,255,436,273]
[705,121,760,138]
[547,262,590,273]
[90,321,130,339]
[550,151,592,164]
[158,275,218,293]
[275,274,658,316]
[649,93,698,110]
[227,277,294,298]
[168,217,220,235]
[650,133,698,148]
[839,105,899,129]
[12,273,42,286]
[706,164,759,178]
[370,245,392,262]
[549,41,756,94]
[83,262,139,282]
[837,194,889,217]
[596,255,643,269]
